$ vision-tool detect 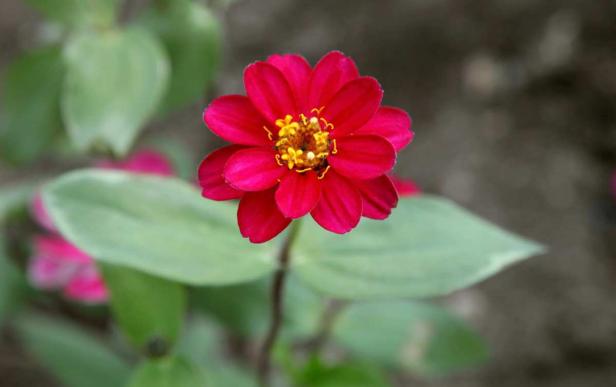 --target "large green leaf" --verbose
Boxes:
[101,264,186,354]
[16,313,131,387]
[42,169,278,285]
[333,301,487,376]
[128,356,206,387]
[26,0,119,29]
[62,27,169,155]
[0,47,64,164]
[142,0,221,113]
[293,196,544,299]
